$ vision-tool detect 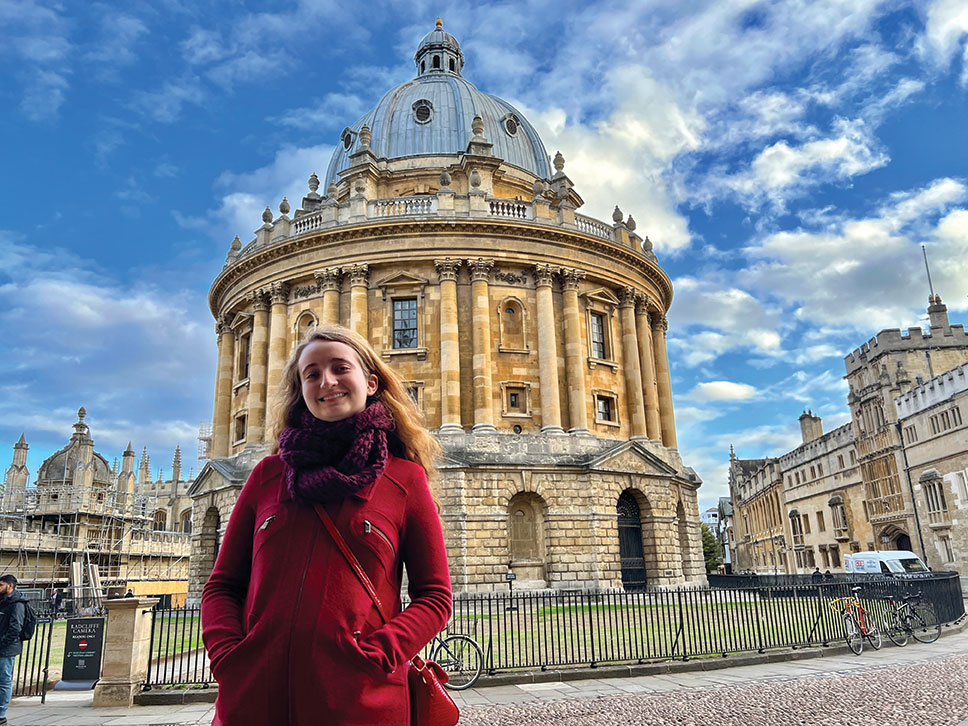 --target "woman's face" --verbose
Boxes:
[298,340,379,422]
